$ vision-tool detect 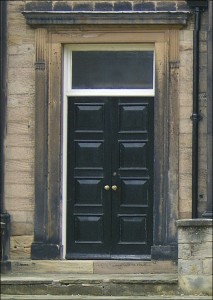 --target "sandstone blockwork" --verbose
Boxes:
[4,0,209,259]
[177,220,213,295]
